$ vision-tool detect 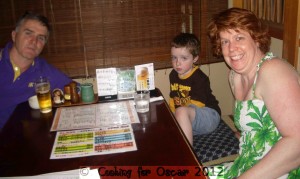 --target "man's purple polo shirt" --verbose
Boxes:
[0,42,72,129]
